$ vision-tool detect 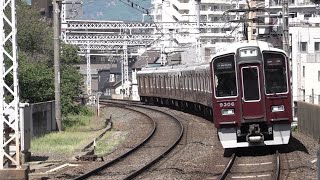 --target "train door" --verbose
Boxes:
[239,64,264,120]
